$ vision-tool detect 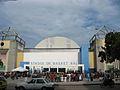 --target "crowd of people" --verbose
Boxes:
[0,71,84,82]
[0,71,119,82]
[0,72,28,80]
[0,71,116,82]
